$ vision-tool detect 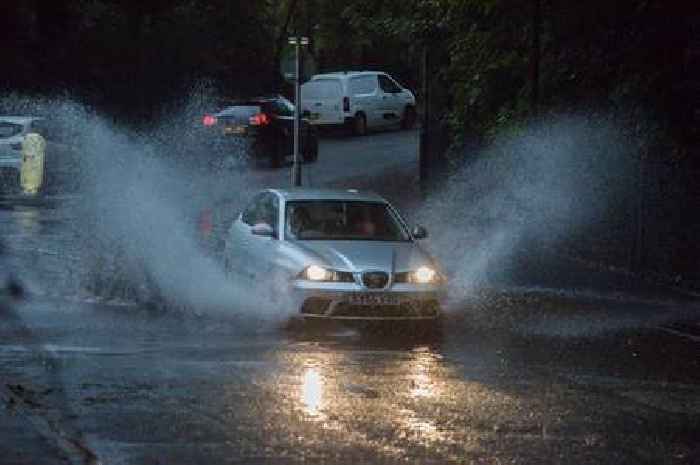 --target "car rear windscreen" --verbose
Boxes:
[215,106,261,122]
[301,80,342,100]
[0,122,22,139]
